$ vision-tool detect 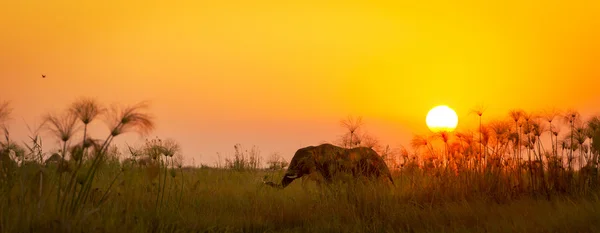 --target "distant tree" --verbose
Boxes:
[266,152,288,170]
